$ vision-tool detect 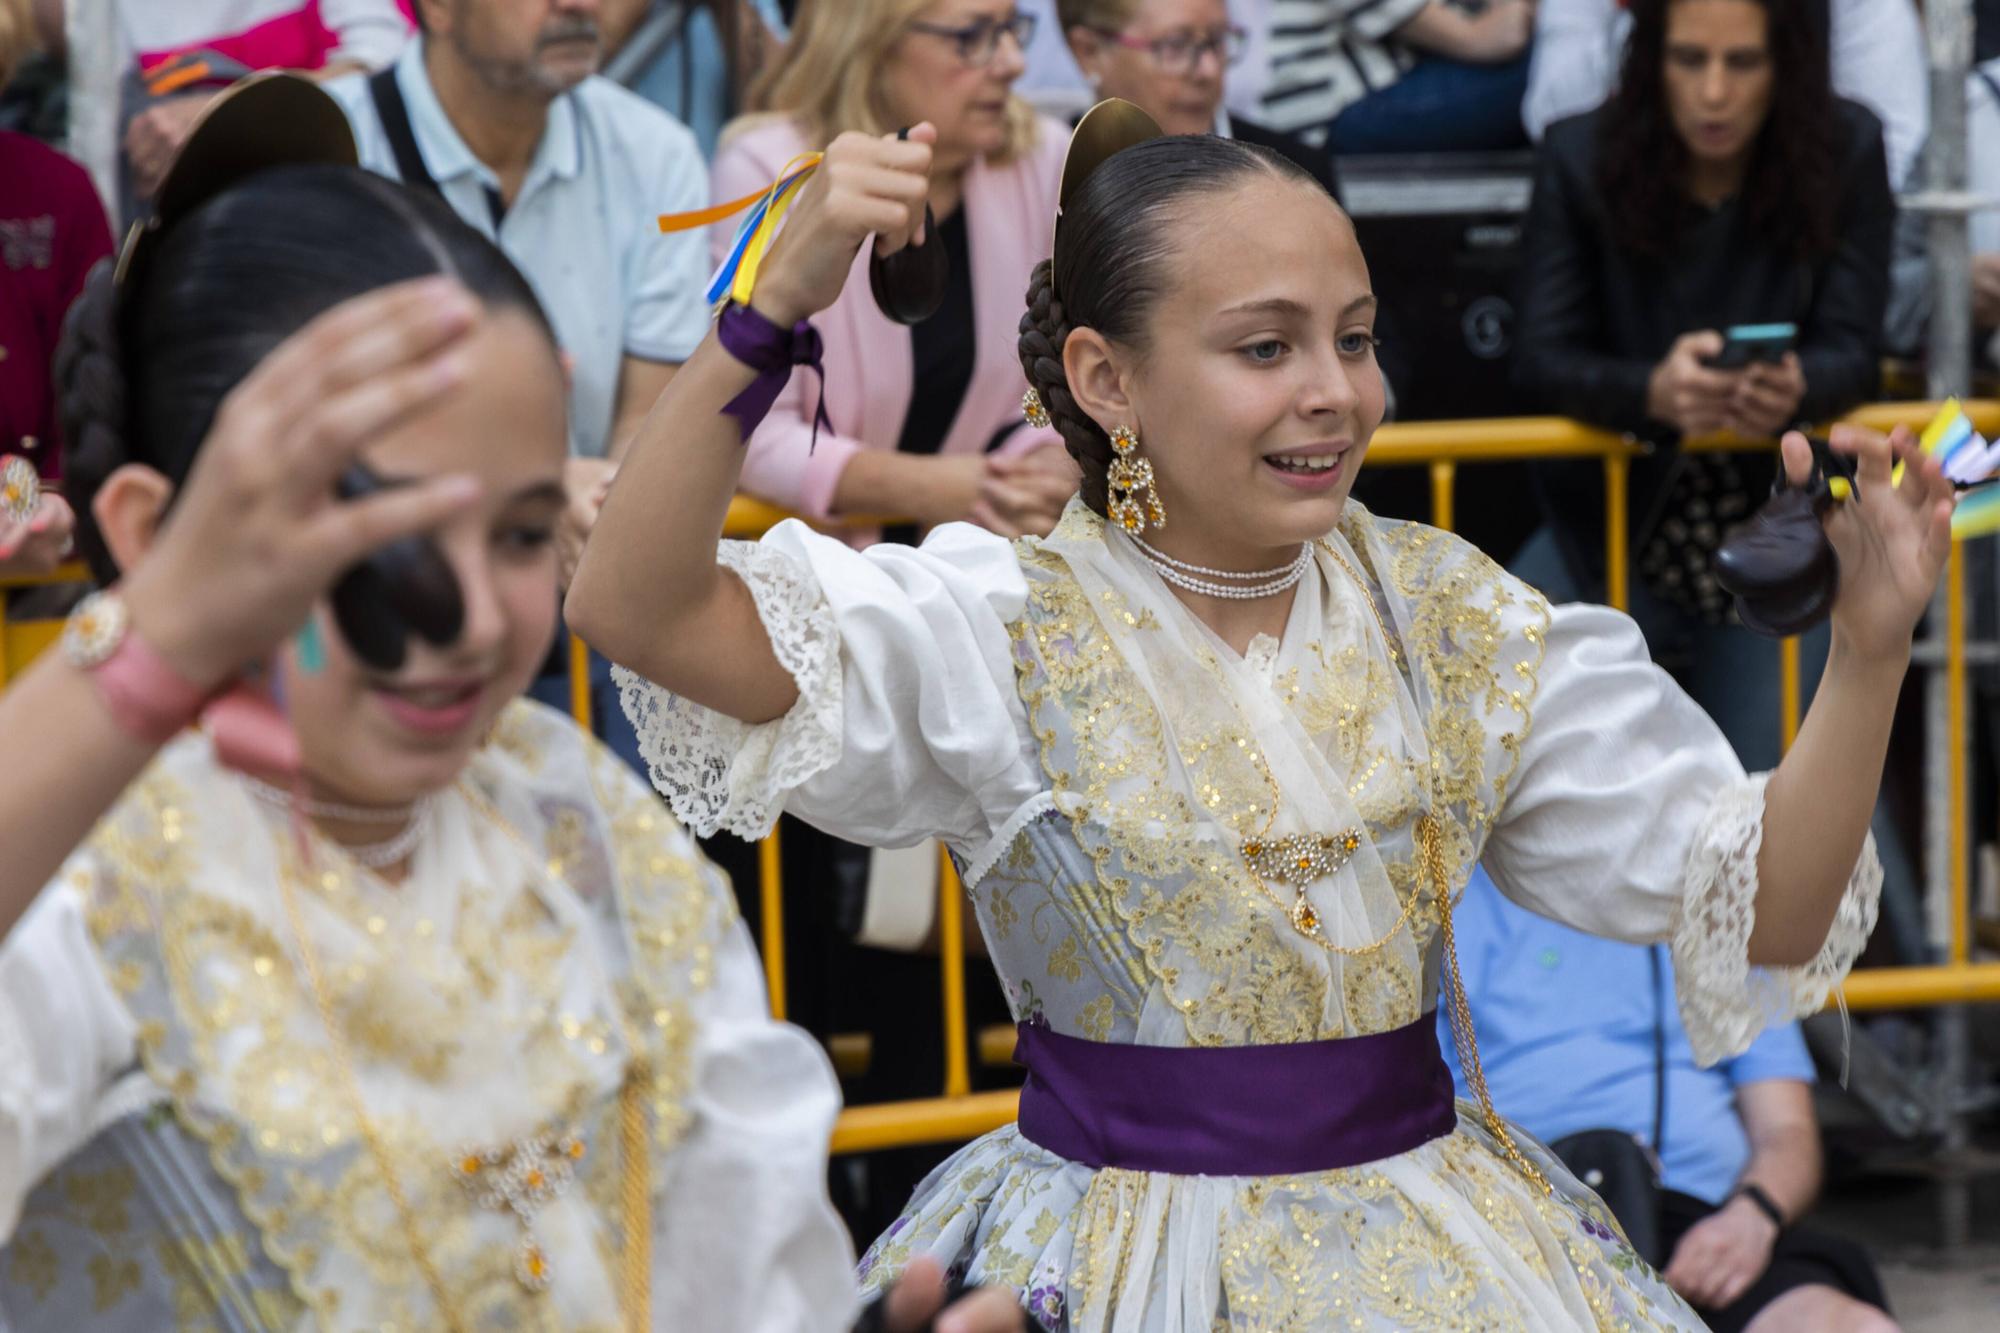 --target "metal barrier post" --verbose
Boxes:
[1947,543,1969,967]
[759,831,787,1020]
[567,633,592,728]
[1779,637,1801,754]
[1921,0,1977,1250]
[1428,461,1455,532]
[1602,454,1630,612]
[0,562,91,687]
[938,850,972,1099]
